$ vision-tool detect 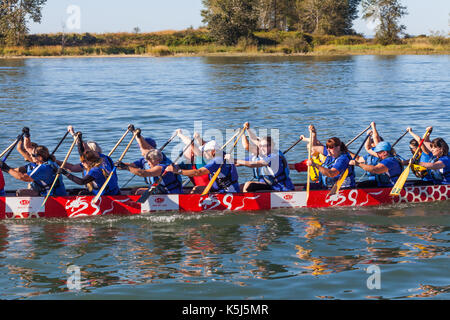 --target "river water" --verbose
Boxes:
[0,55,449,300]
